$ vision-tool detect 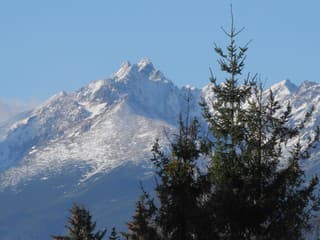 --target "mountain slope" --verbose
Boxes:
[0,99,38,124]
[0,59,202,190]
